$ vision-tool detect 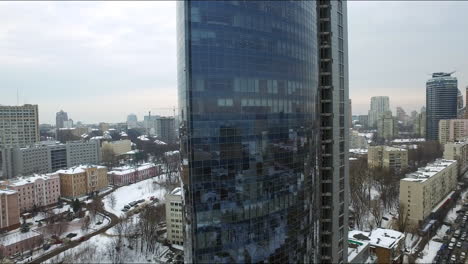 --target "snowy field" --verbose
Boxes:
[103,174,170,217]
[44,218,170,264]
